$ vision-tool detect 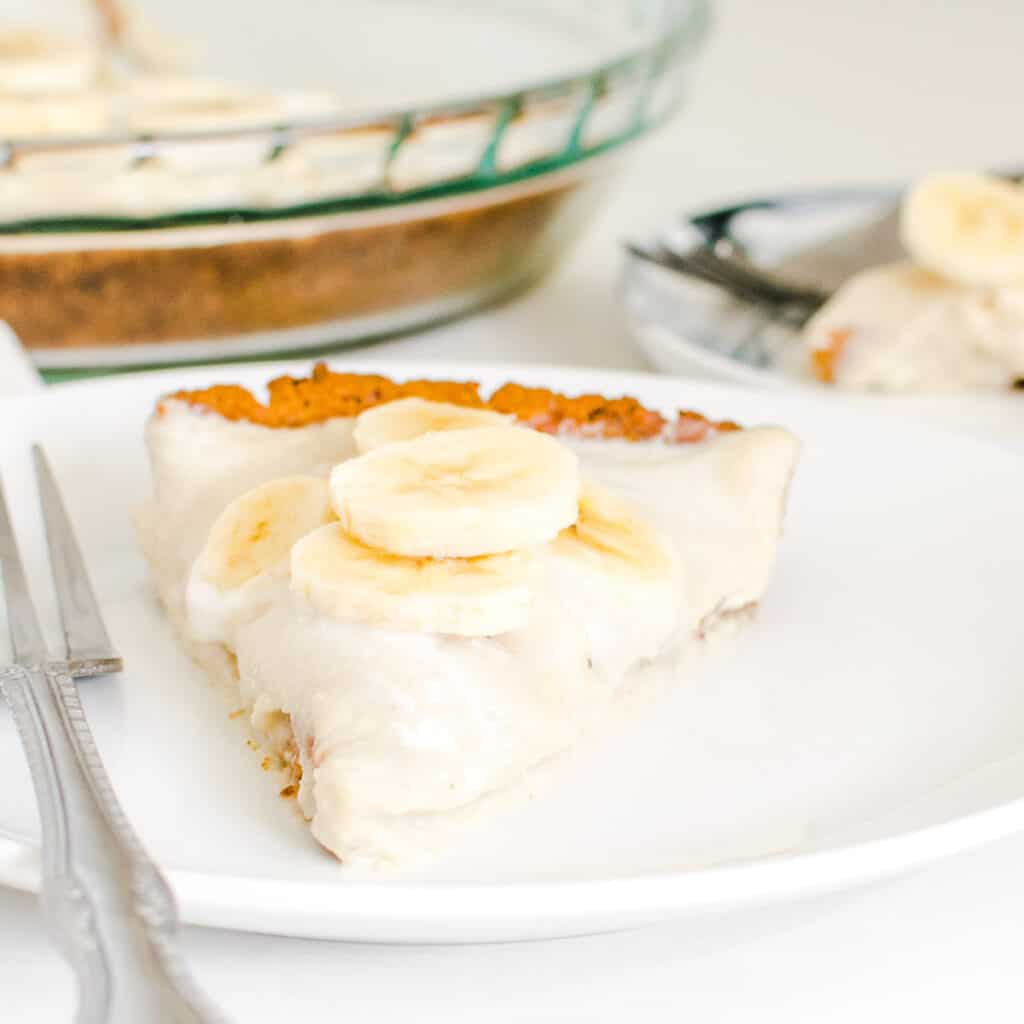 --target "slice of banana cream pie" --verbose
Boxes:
[139,365,800,869]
